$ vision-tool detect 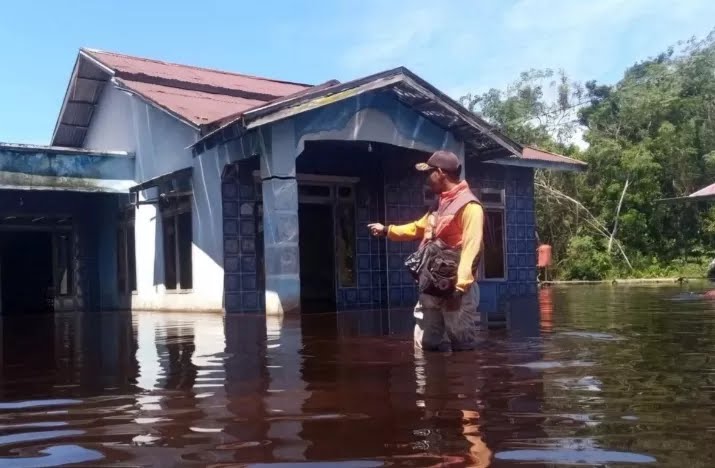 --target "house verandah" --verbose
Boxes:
[0,49,585,321]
